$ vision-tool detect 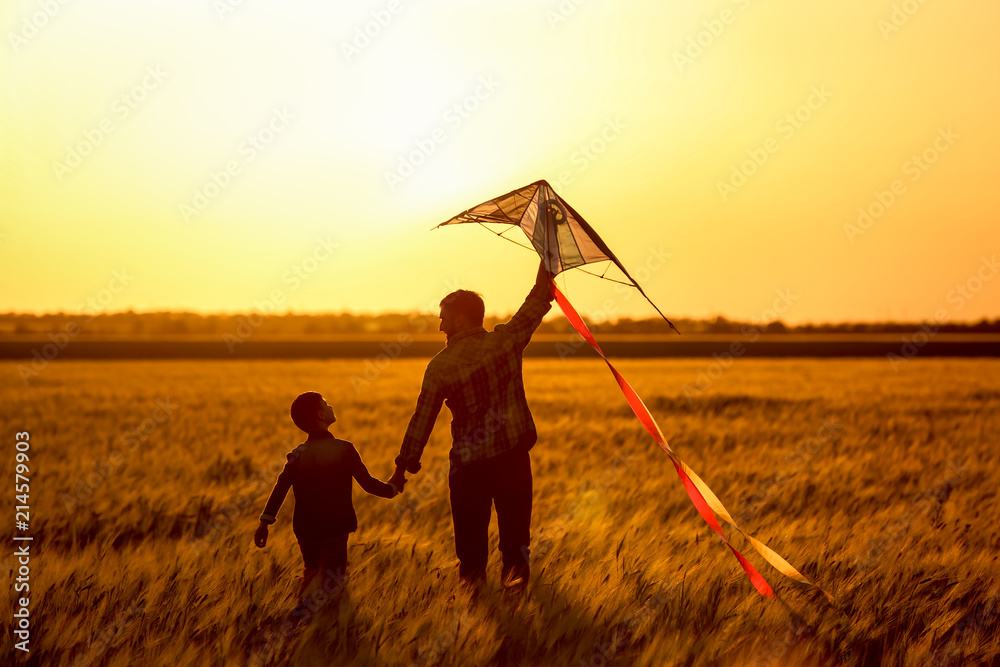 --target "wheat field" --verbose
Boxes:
[2,356,998,666]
